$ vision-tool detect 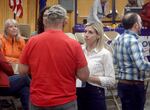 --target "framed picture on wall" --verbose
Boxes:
[58,0,74,12]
